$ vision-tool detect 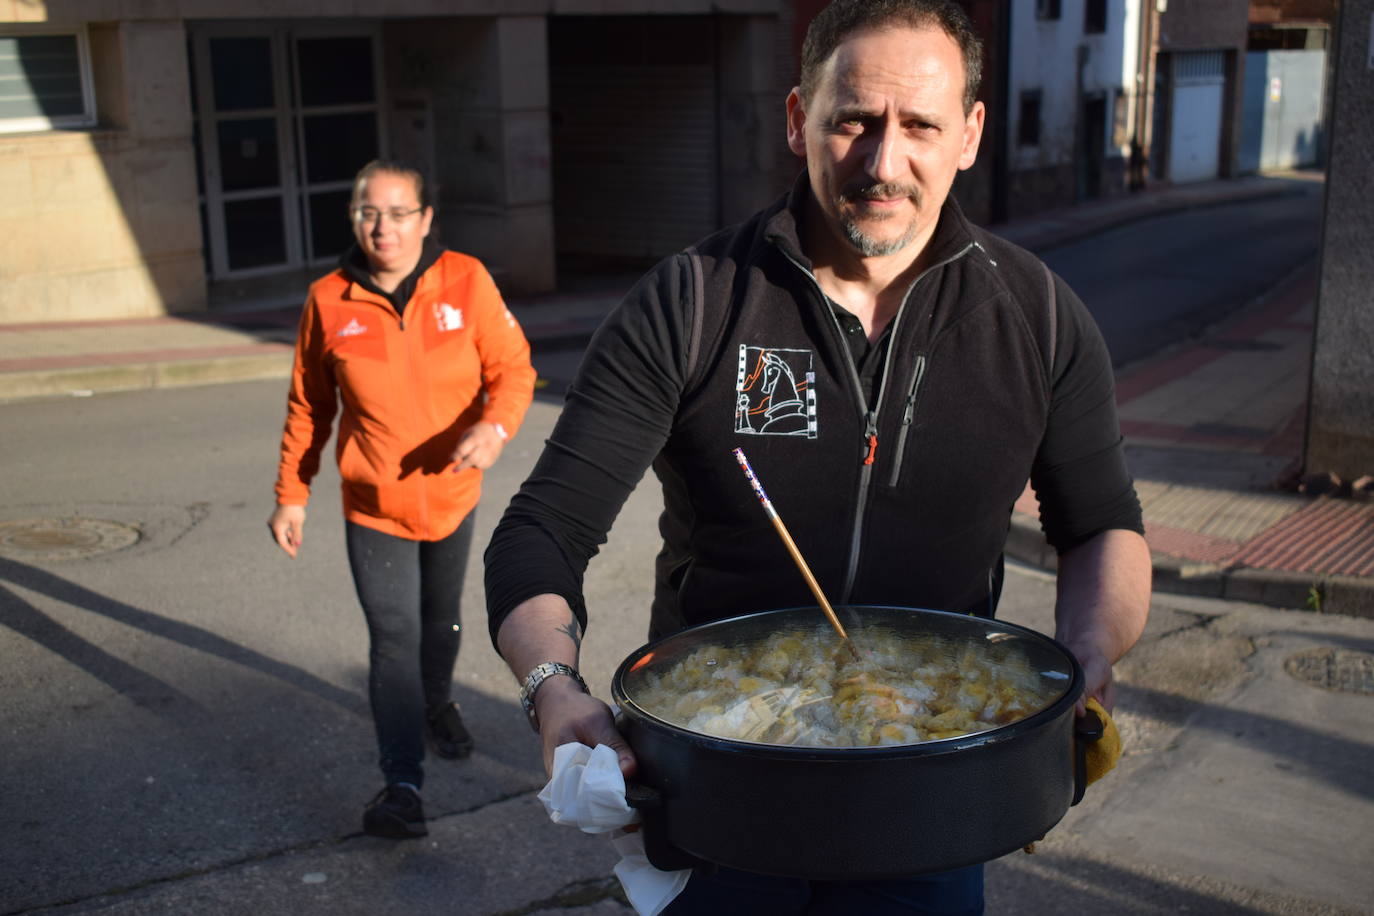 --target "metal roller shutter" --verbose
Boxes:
[550,17,718,263]
[1169,51,1225,183]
